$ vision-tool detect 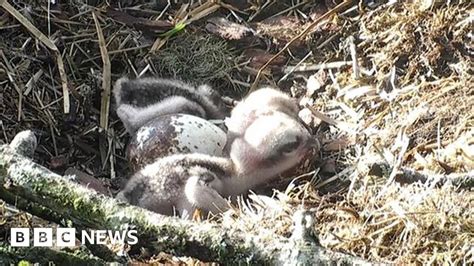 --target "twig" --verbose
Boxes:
[249,0,355,93]
[346,36,360,79]
[279,51,313,81]
[0,121,8,143]
[269,1,309,19]
[305,104,358,135]
[316,32,341,49]
[282,60,352,74]
[92,12,111,130]
[150,1,220,53]
[156,0,171,20]
[0,49,23,121]
[24,69,44,96]
[315,166,355,189]
[0,0,70,114]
